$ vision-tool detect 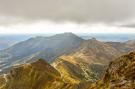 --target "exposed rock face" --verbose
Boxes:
[89,51,135,89]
